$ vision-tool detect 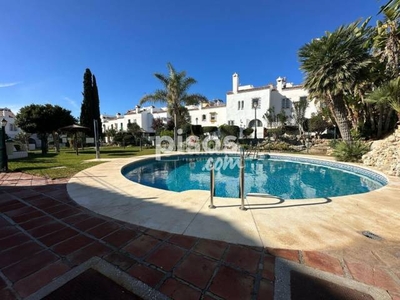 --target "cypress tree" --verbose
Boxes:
[80,68,101,137]
[92,75,102,137]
